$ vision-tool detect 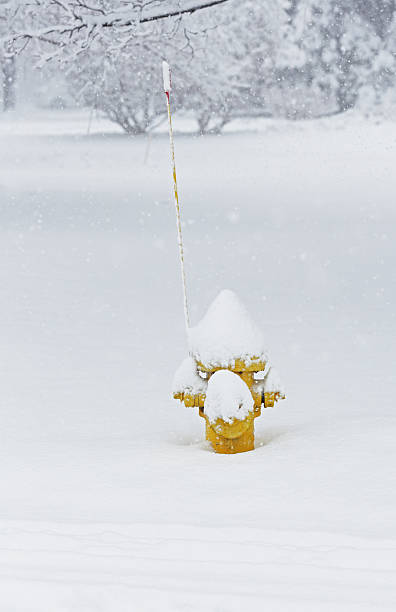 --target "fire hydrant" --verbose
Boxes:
[172,290,285,454]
